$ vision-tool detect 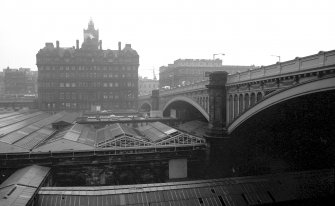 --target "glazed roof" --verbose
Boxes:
[0,111,205,153]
